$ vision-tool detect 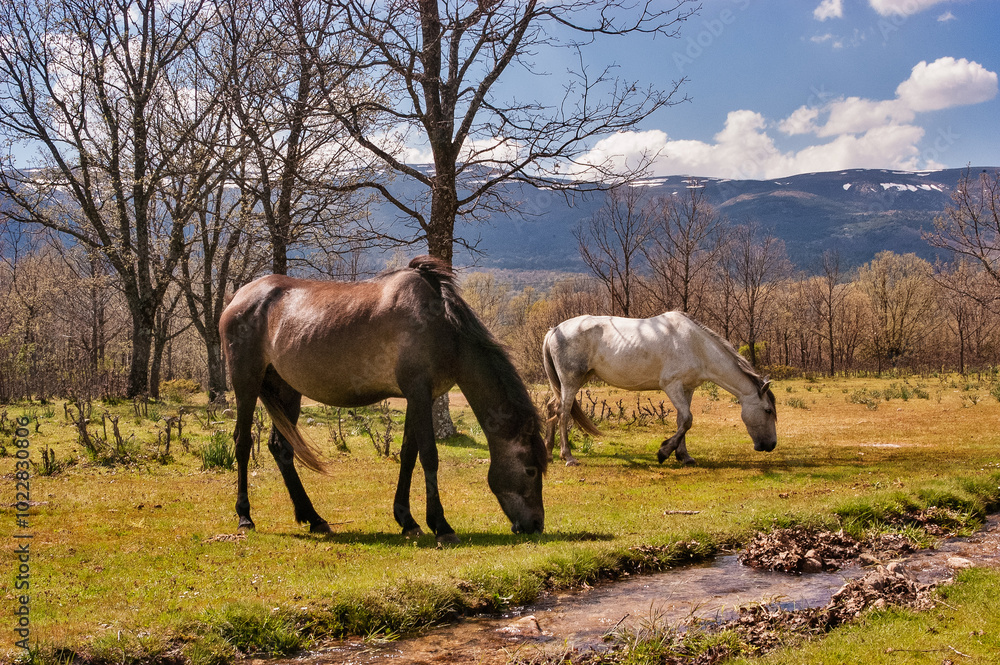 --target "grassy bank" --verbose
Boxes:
[2,372,1000,663]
